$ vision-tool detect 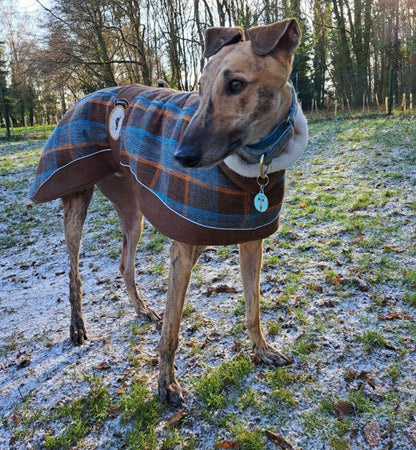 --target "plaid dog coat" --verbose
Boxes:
[29,85,286,245]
